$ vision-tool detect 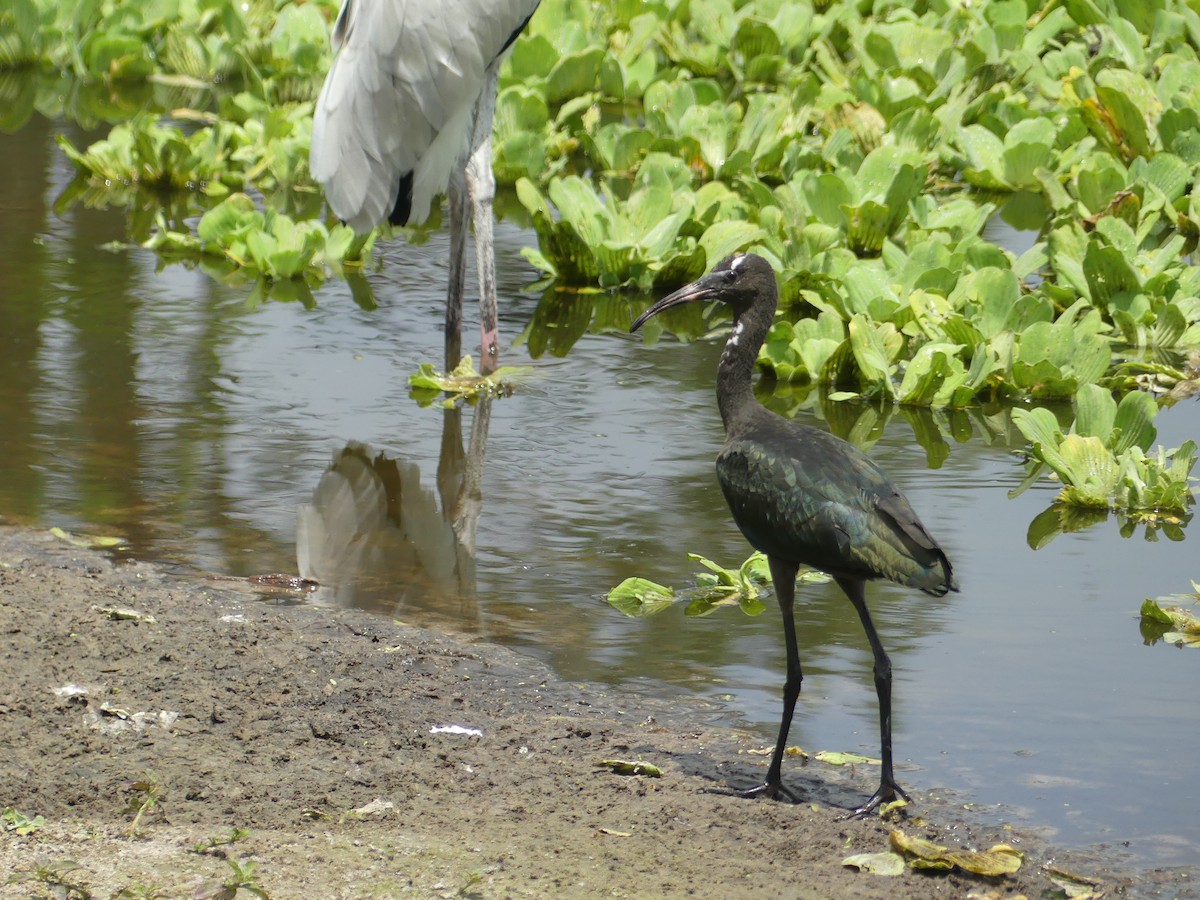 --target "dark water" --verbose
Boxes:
[3,111,1199,869]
